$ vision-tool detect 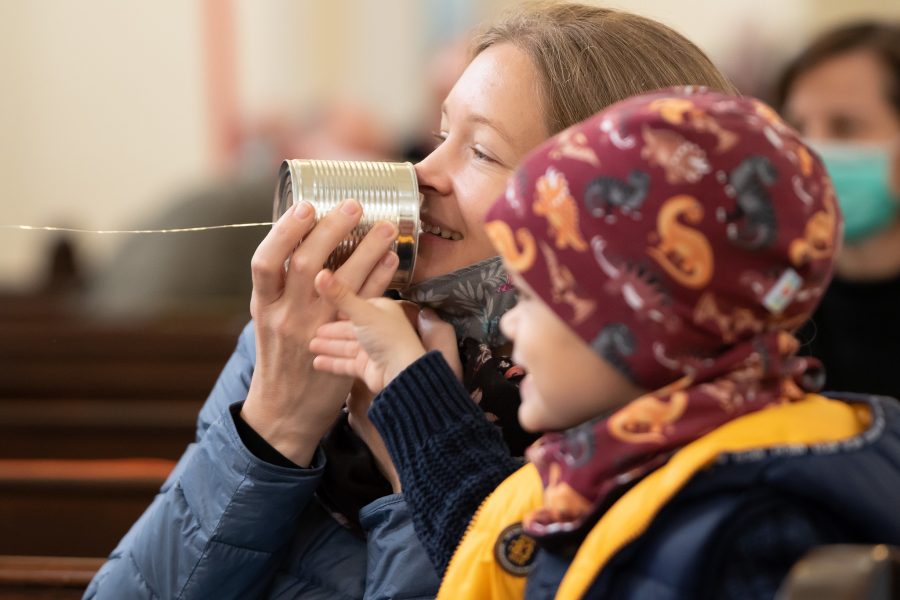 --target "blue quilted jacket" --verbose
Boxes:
[83,321,440,599]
